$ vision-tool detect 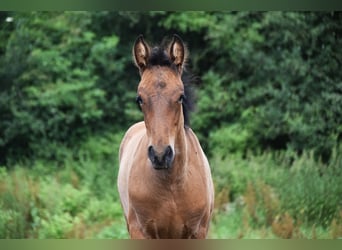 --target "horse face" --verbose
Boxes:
[137,67,184,169]
[133,35,187,169]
